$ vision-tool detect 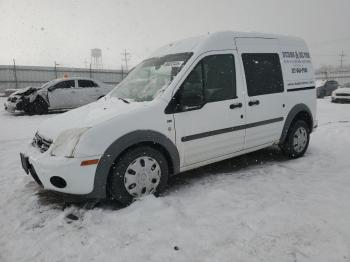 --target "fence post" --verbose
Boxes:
[54,61,58,78]
[89,63,92,78]
[13,59,18,89]
[121,65,124,80]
